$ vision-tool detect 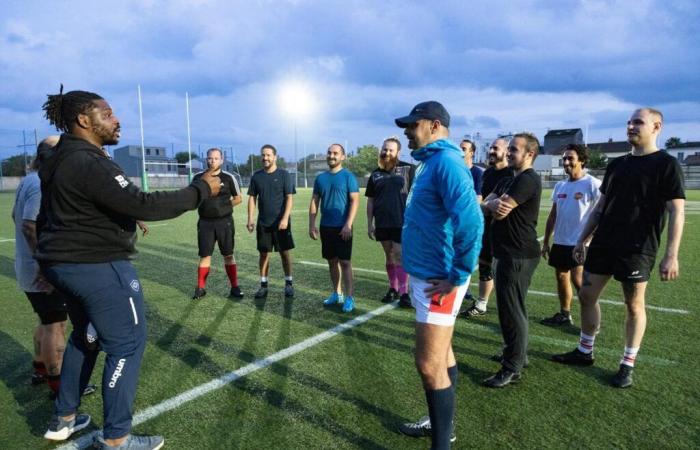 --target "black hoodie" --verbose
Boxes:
[36,133,211,263]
